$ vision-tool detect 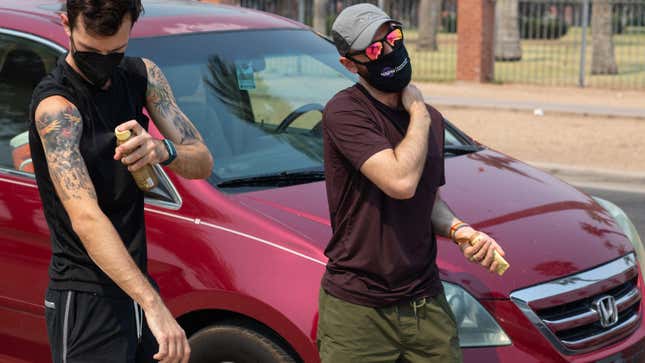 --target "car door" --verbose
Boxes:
[0,29,65,363]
